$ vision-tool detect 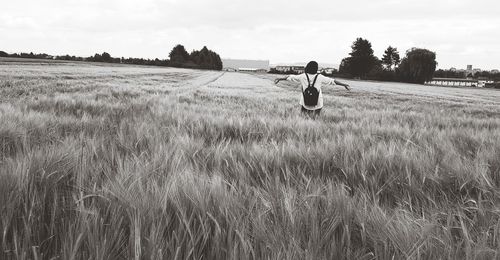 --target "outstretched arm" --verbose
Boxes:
[274,76,289,84]
[334,79,351,91]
